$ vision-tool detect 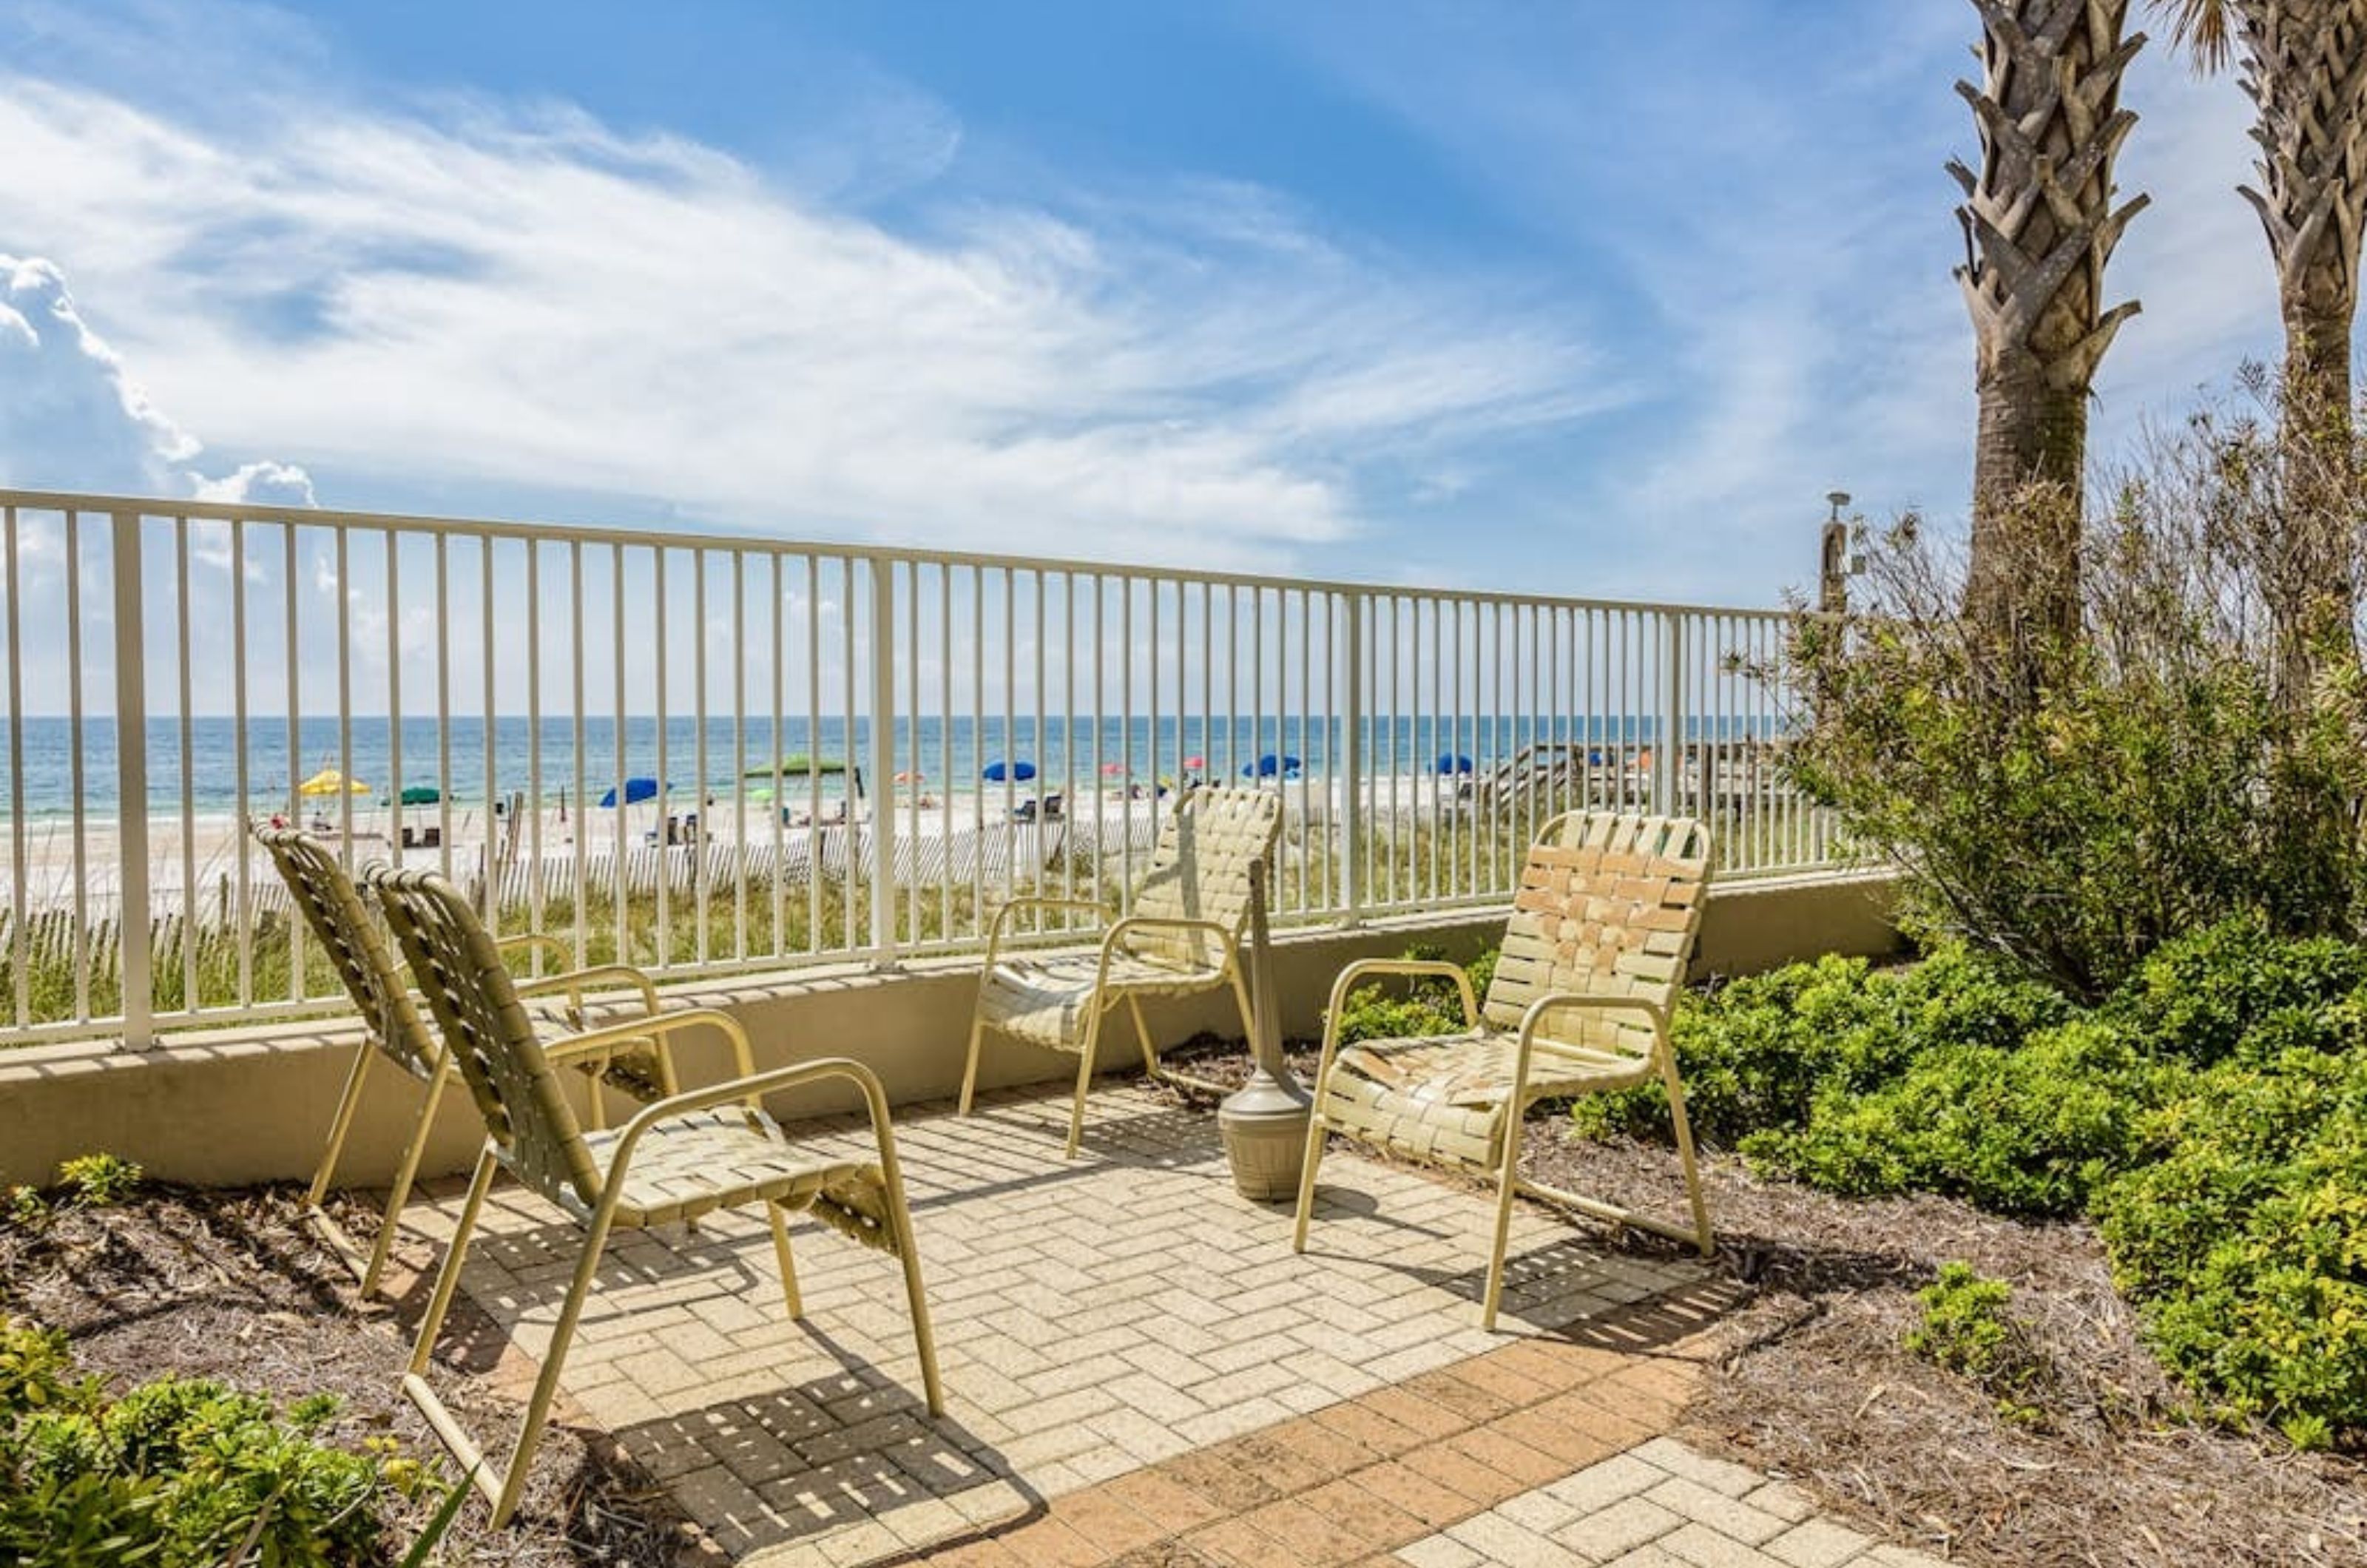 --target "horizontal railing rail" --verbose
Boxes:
[0,489,1838,1047]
